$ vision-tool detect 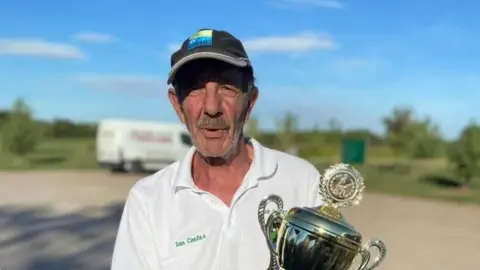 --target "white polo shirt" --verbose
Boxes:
[111,138,324,270]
